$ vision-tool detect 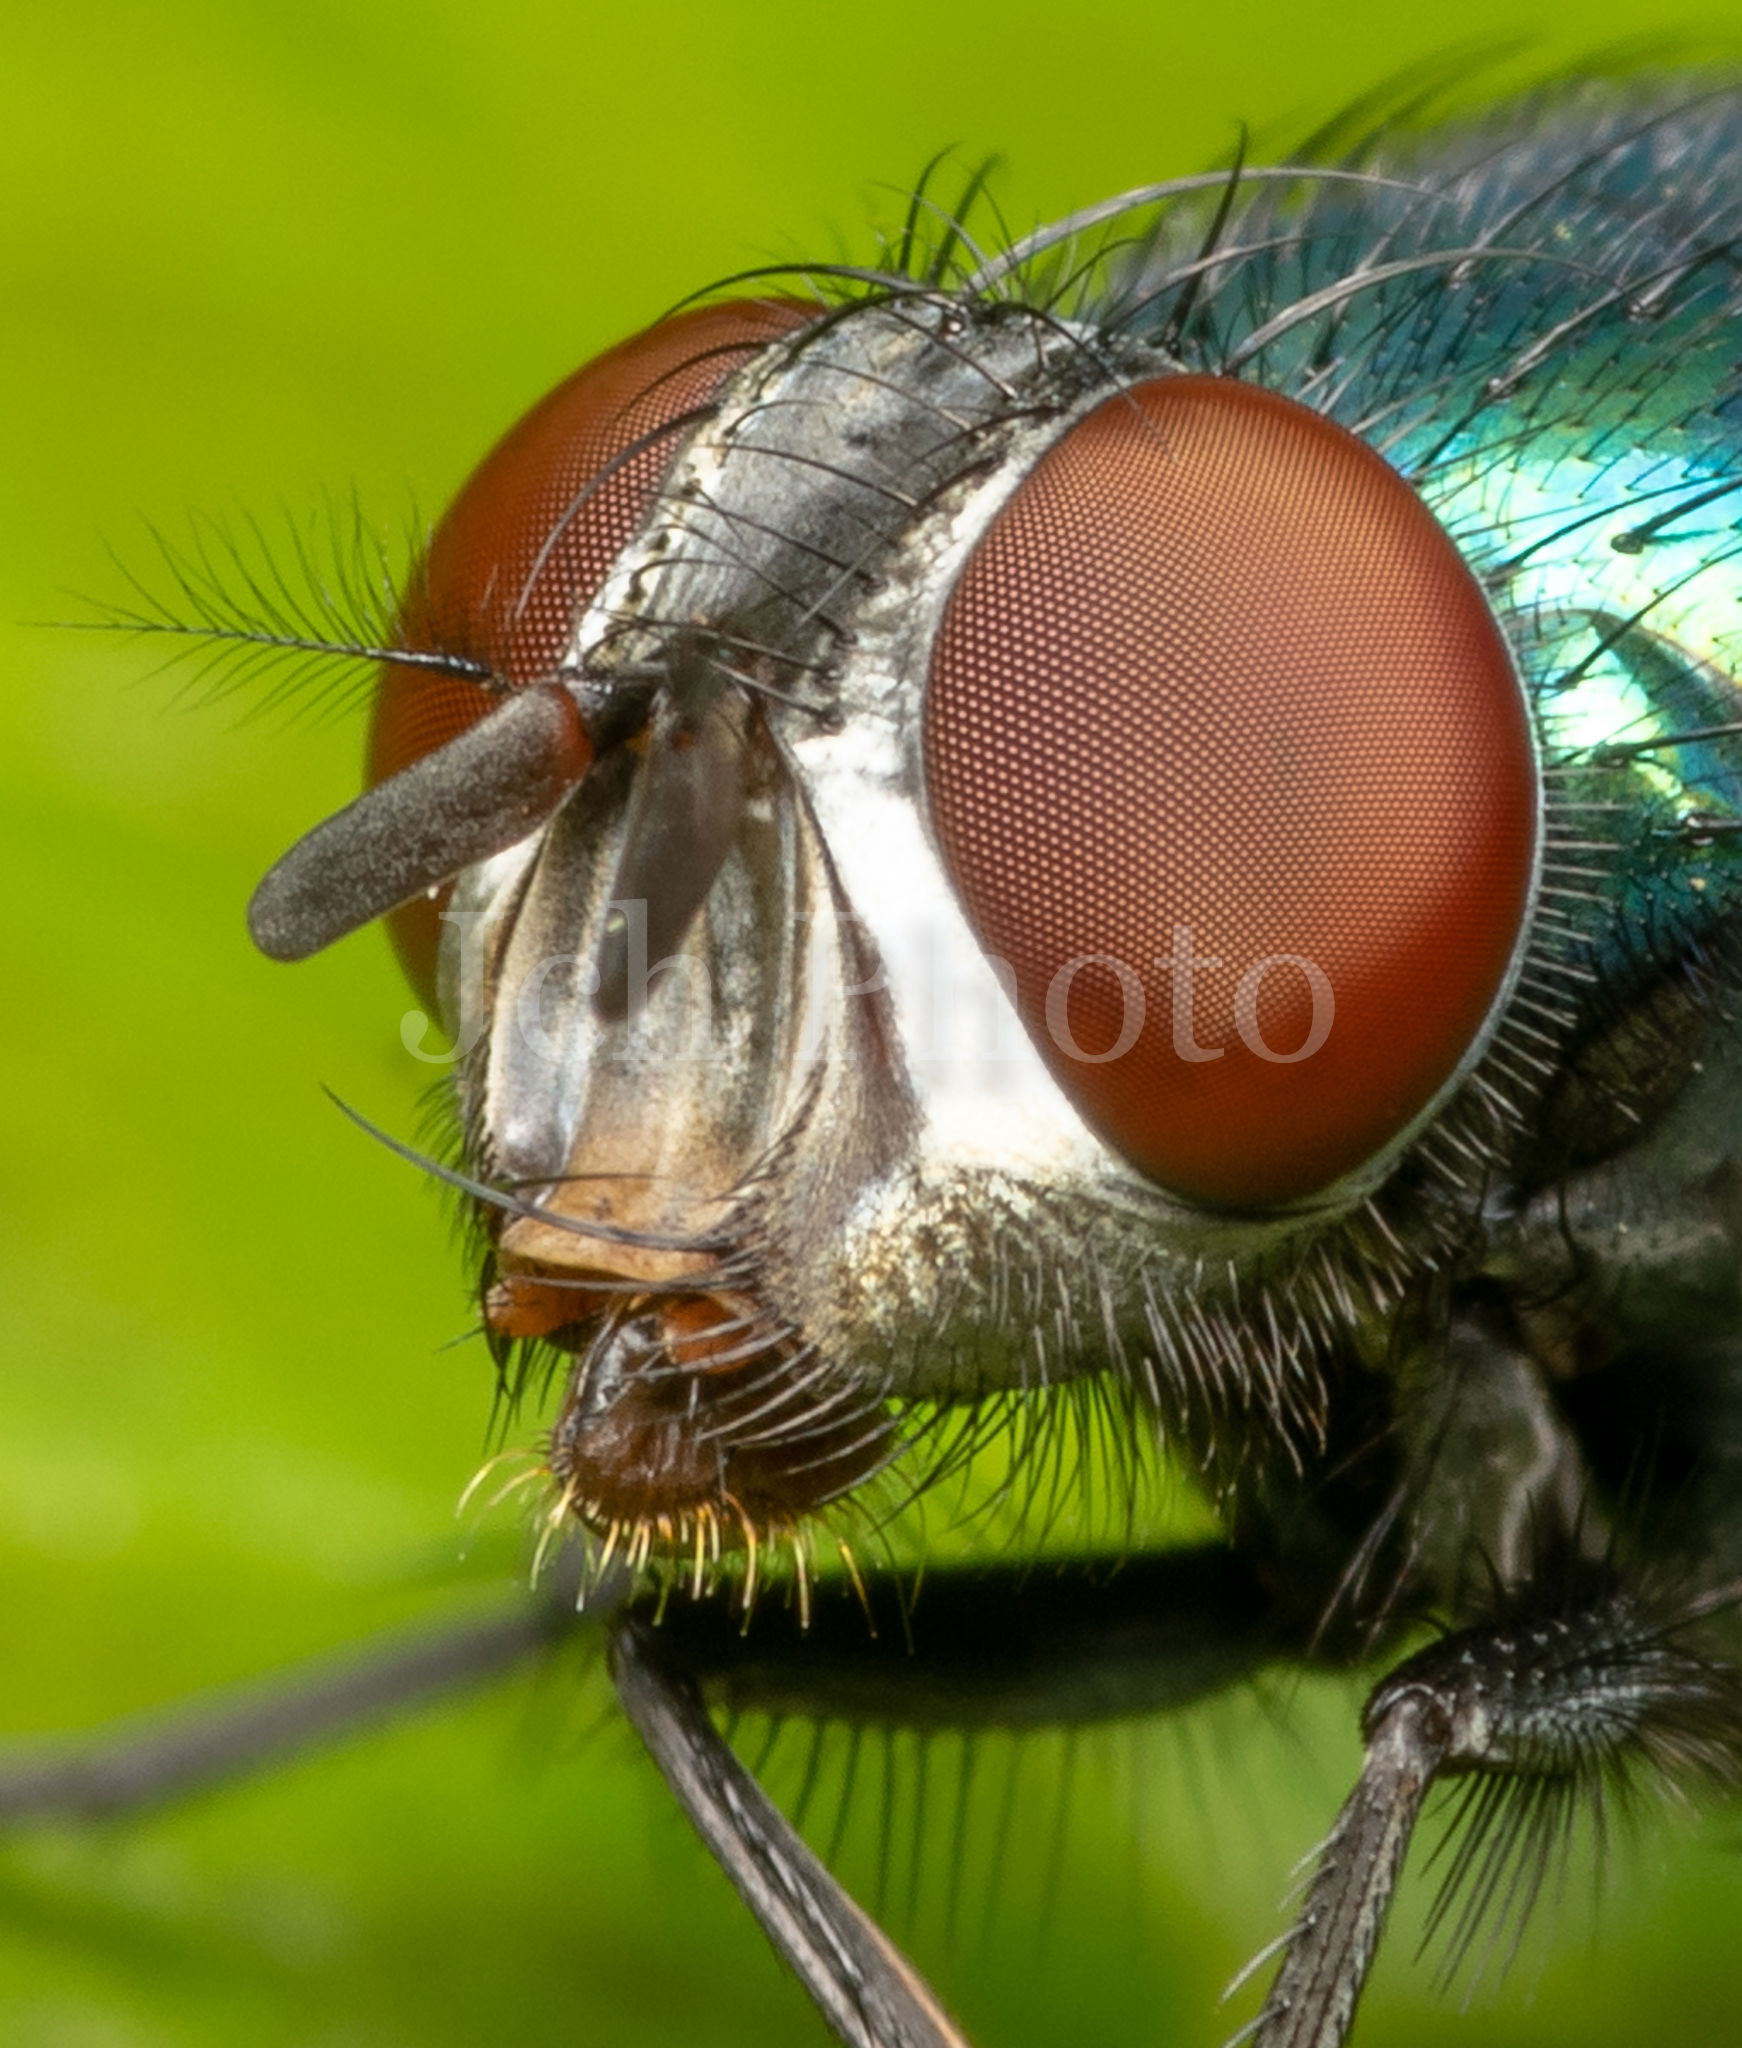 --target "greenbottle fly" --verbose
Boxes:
[11,74,1742,2048]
